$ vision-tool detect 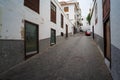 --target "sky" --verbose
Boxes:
[58,0,92,18]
